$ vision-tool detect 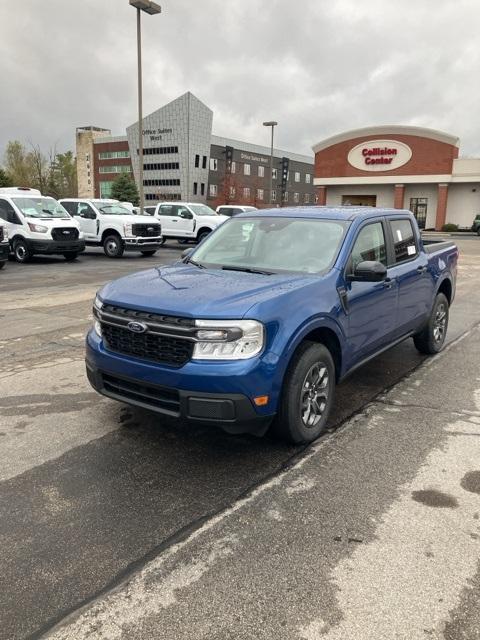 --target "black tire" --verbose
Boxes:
[0,261,5,270]
[272,341,335,444]
[13,238,33,263]
[103,233,124,258]
[196,230,210,243]
[63,252,78,262]
[158,237,166,246]
[413,292,449,354]
[140,250,157,257]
